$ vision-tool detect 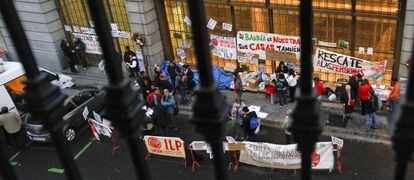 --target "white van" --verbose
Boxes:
[0,61,75,113]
